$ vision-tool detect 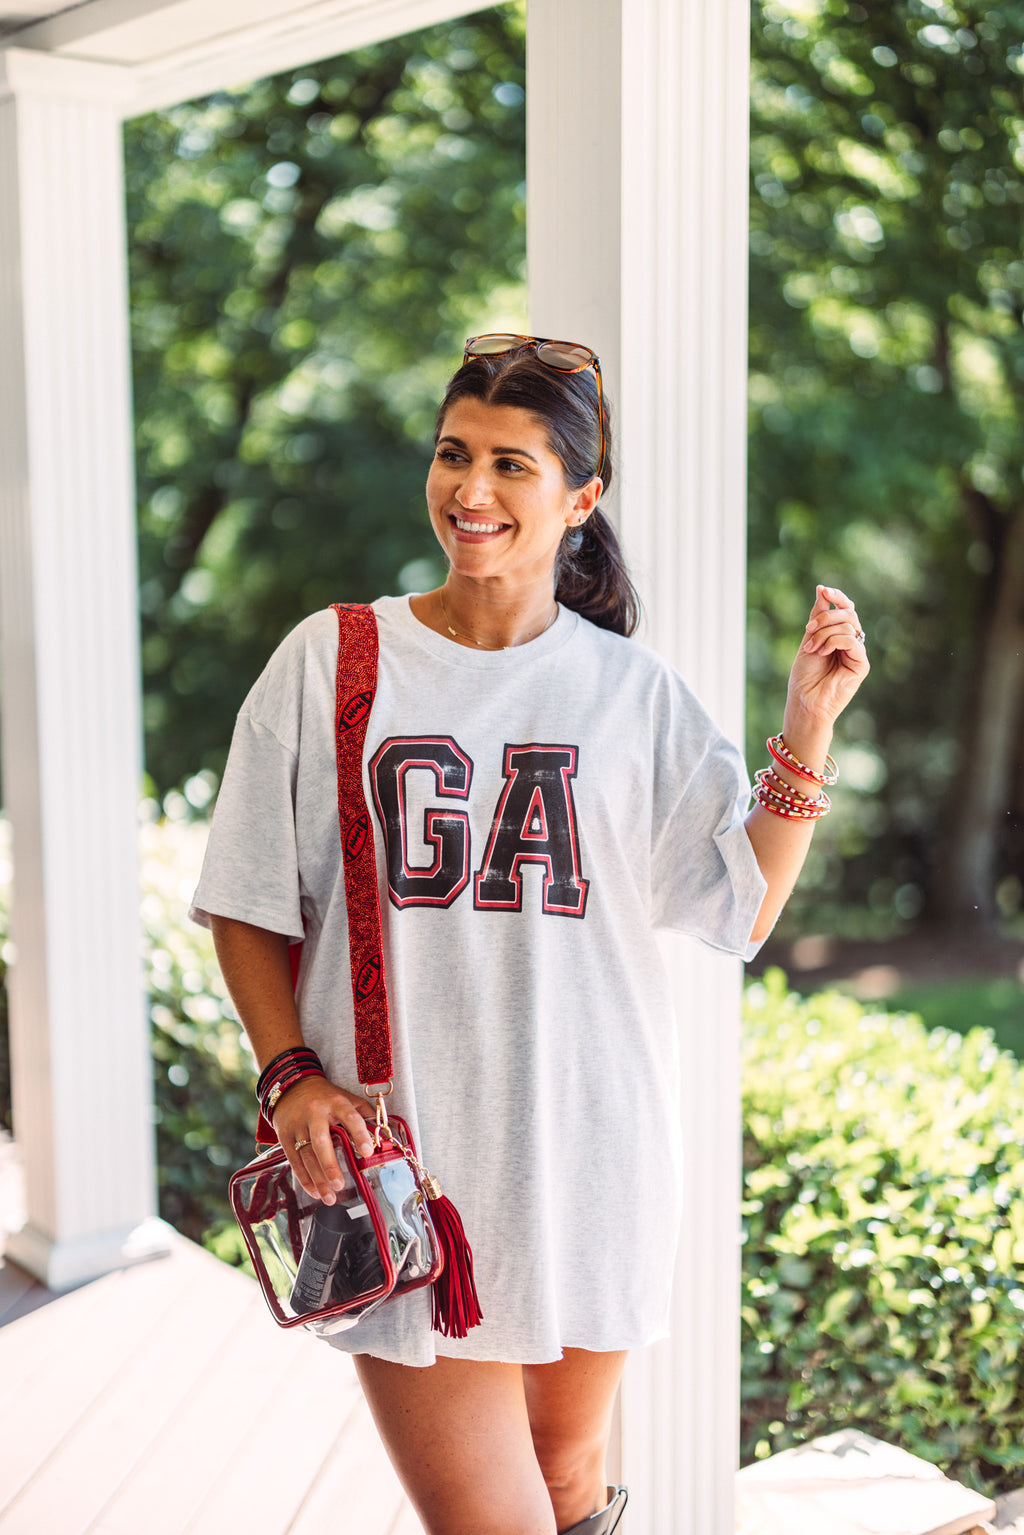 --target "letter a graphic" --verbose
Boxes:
[474,745,588,917]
